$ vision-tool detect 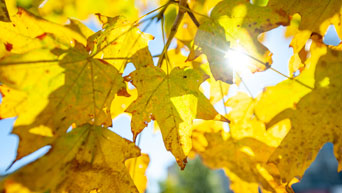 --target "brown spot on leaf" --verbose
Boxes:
[36,33,47,40]
[4,42,12,51]
[17,8,23,16]
[275,9,287,17]
[117,87,130,97]
[97,59,110,65]
[275,21,289,26]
